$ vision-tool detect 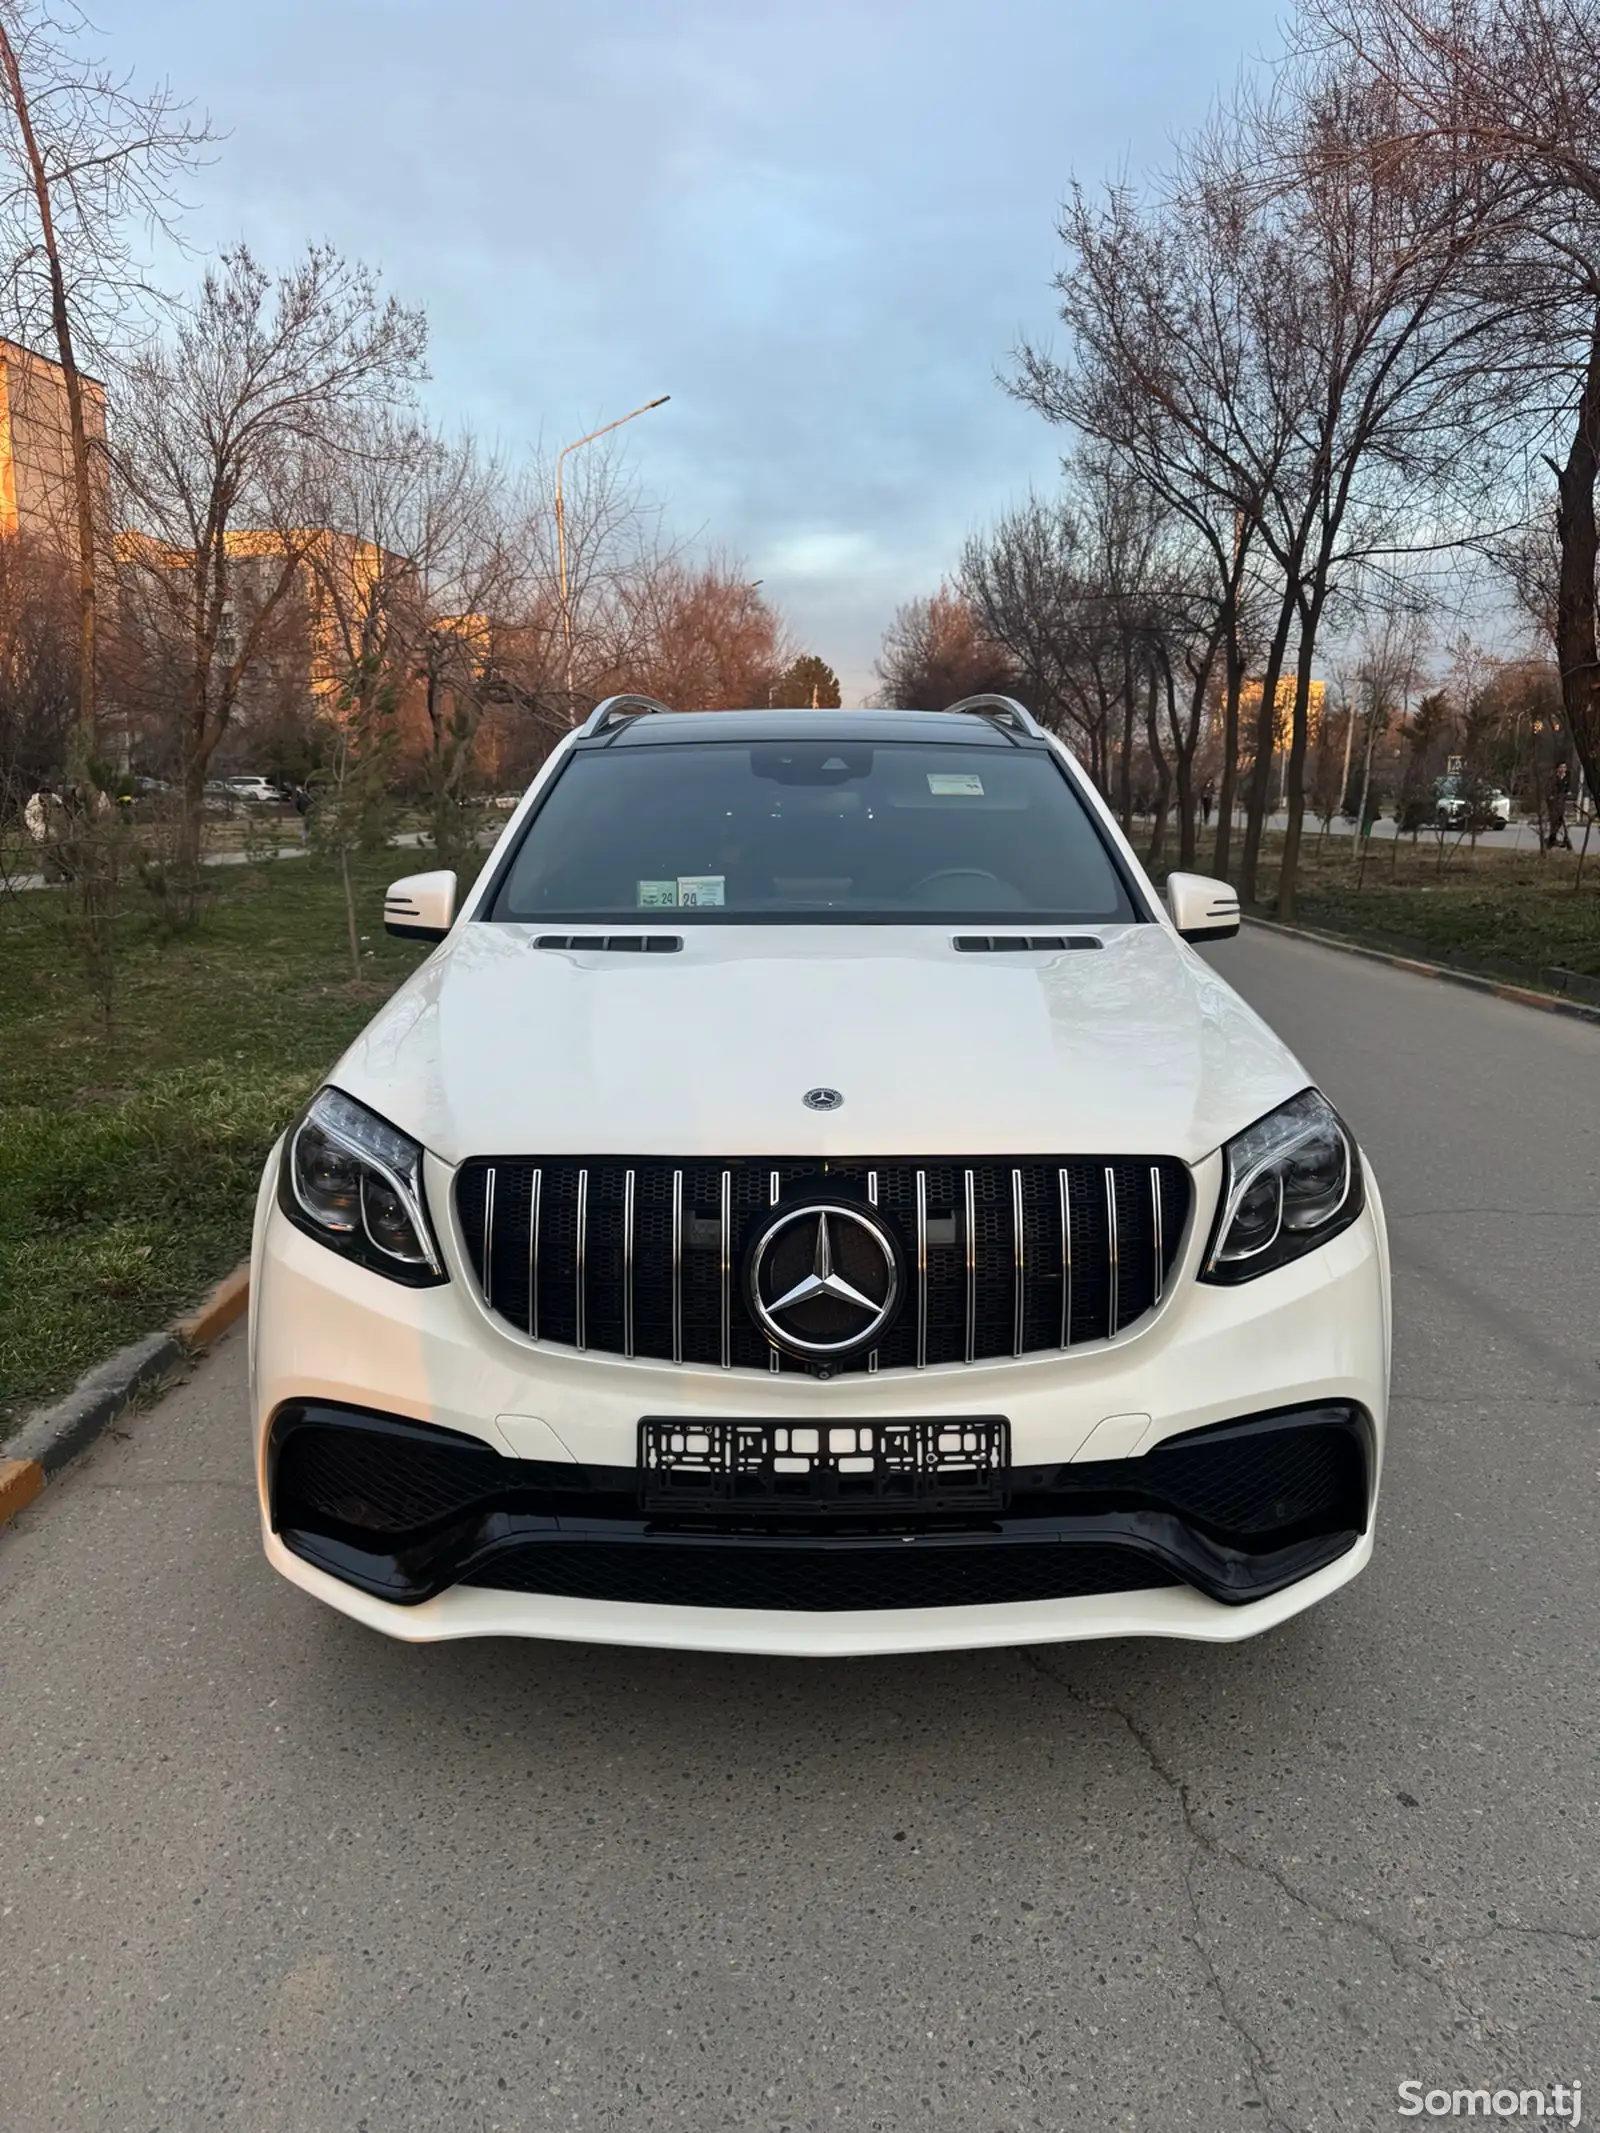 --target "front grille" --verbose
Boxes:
[454,1155,1191,1375]
[463,1538,1178,1611]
